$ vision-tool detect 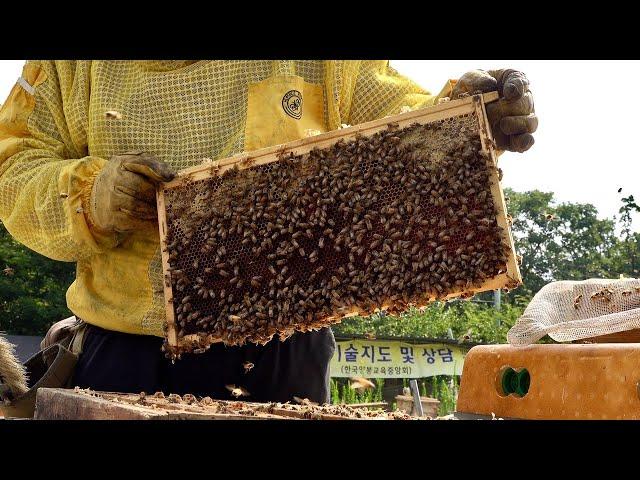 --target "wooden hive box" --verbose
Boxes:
[157,92,521,356]
[32,388,412,420]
